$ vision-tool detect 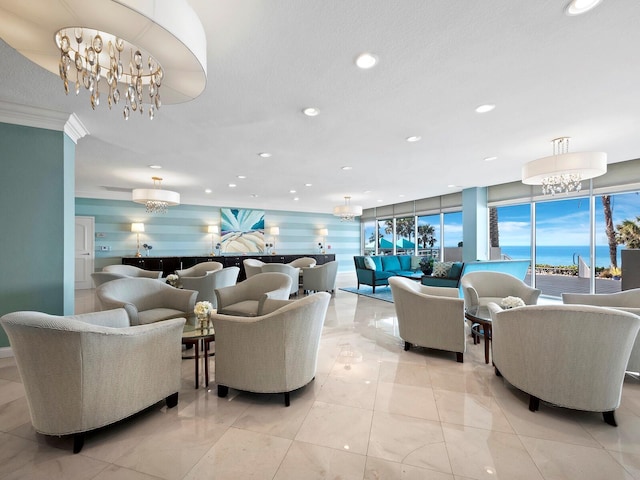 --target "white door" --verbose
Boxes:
[75,216,95,289]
